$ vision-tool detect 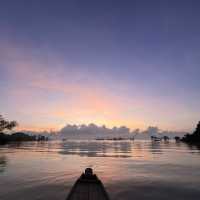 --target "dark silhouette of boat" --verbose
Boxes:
[151,136,162,142]
[66,168,110,200]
